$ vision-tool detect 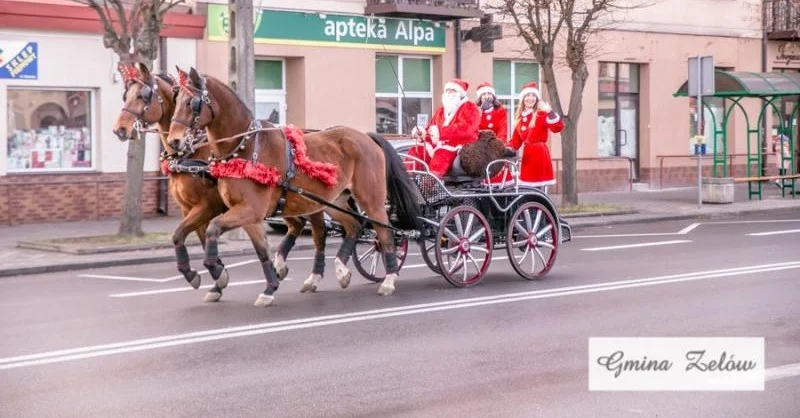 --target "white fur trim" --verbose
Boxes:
[444,81,467,96]
[546,112,561,124]
[519,87,540,99]
[476,86,495,97]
